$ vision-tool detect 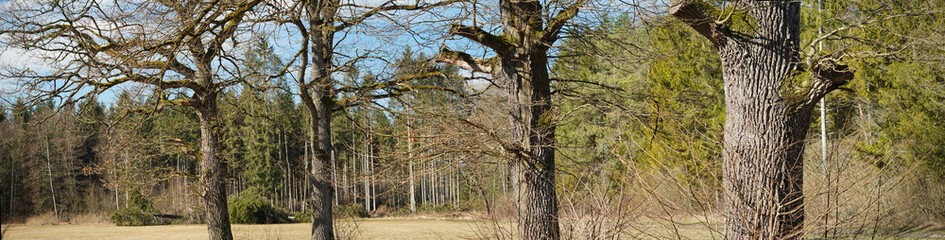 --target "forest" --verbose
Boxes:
[0,0,944,239]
